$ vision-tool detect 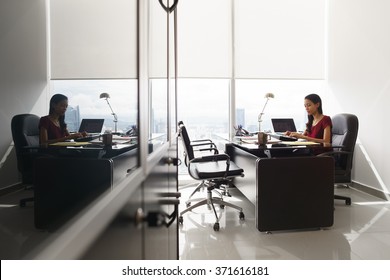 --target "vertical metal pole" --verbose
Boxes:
[229,0,236,141]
